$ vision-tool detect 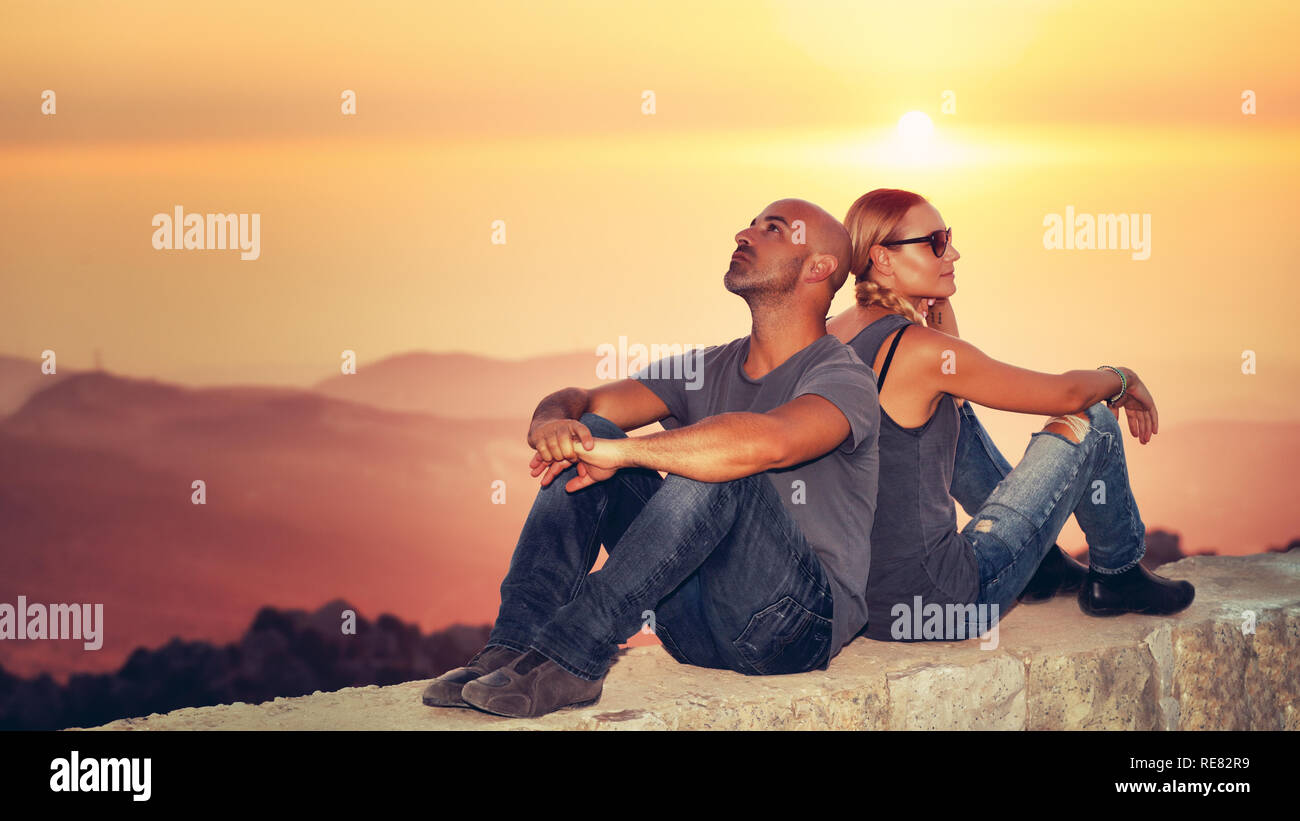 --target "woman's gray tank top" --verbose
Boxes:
[844,312,979,640]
